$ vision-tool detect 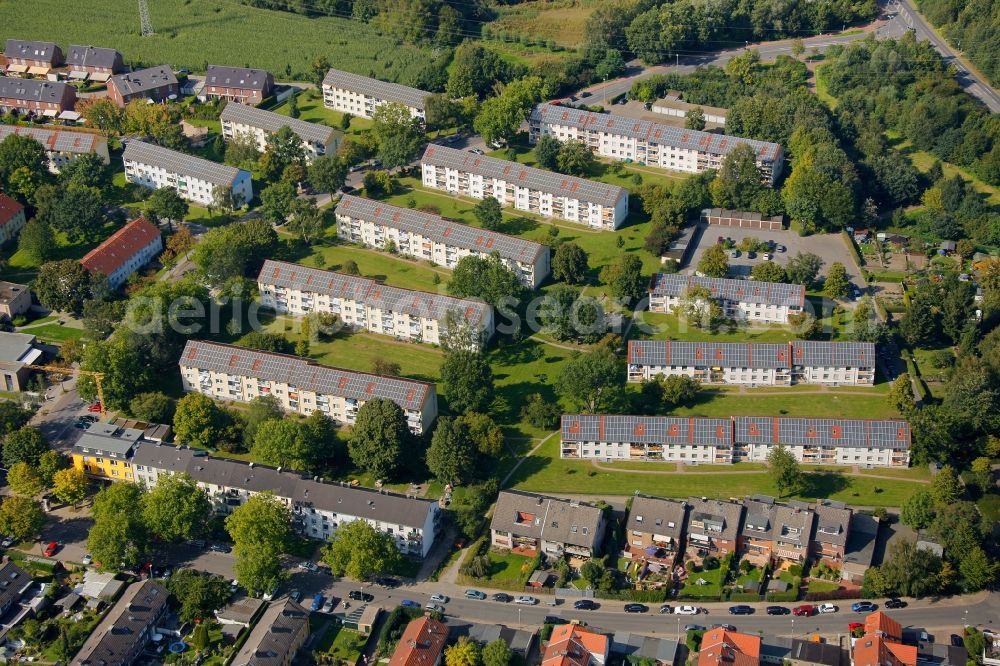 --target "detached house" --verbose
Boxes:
[79,217,162,288]
[623,495,688,566]
[544,625,609,666]
[4,39,63,76]
[204,65,274,104]
[490,490,607,559]
[108,65,178,106]
[684,498,744,561]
